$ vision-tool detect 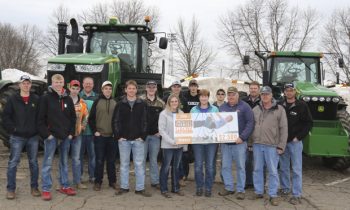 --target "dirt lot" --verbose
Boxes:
[0,143,350,210]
